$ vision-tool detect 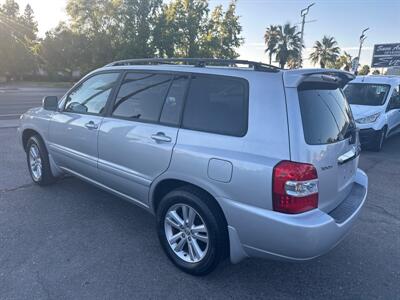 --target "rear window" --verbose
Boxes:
[344,83,390,106]
[112,73,172,122]
[182,75,248,137]
[298,87,354,145]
